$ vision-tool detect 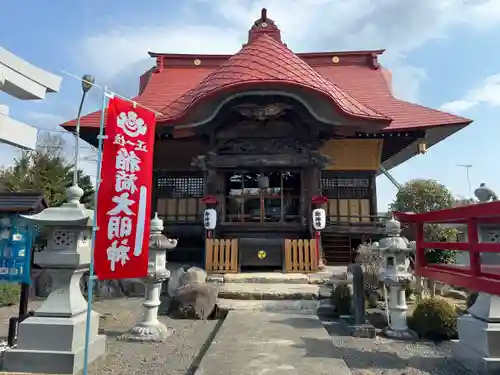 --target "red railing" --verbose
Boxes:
[395,201,500,295]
